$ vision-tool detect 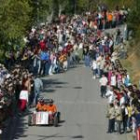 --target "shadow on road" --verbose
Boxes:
[71,135,84,139]
[59,120,65,123]
[27,133,84,140]
[73,86,82,89]
[42,79,68,93]
[12,117,28,140]
[2,116,28,140]
[42,79,68,86]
